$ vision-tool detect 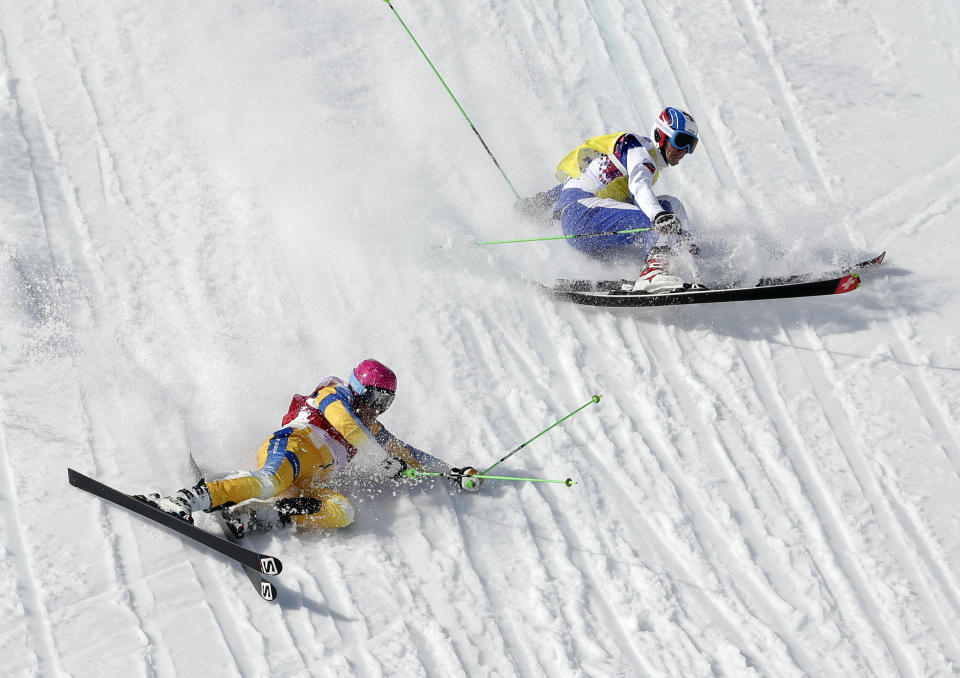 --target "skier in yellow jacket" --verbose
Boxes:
[138,359,483,537]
